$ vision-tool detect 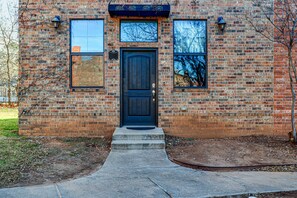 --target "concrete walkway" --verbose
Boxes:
[1,149,297,198]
